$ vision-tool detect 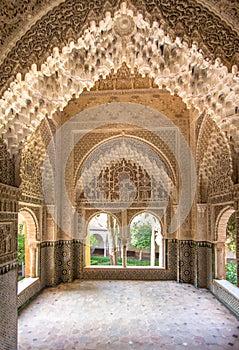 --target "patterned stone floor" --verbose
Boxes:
[18,280,239,350]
